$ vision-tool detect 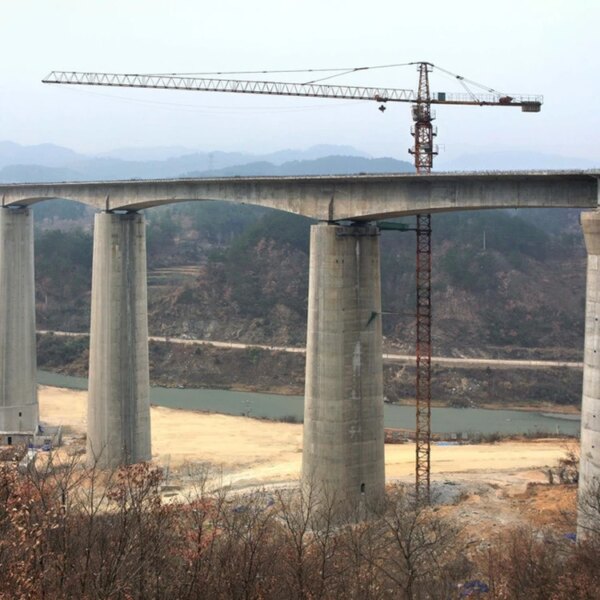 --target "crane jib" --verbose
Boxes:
[42,71,543,109]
